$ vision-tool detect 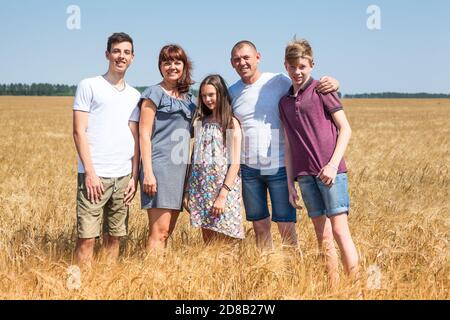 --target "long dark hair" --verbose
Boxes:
[158,44,194,94]
[195,74,235,144]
